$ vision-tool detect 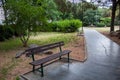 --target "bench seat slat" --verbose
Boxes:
[30,50,71,66]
